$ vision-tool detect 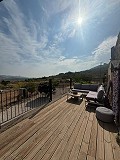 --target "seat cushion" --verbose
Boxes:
[89,85,98,91]
[97,90,104,101]
[86,91,97,101]
[96,107,114,123]
[97,85,104,101]
[81,84,90,90]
